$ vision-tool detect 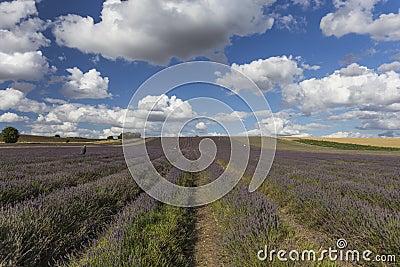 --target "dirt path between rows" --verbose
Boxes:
[193,204,223,267]
[192,171,224,267]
